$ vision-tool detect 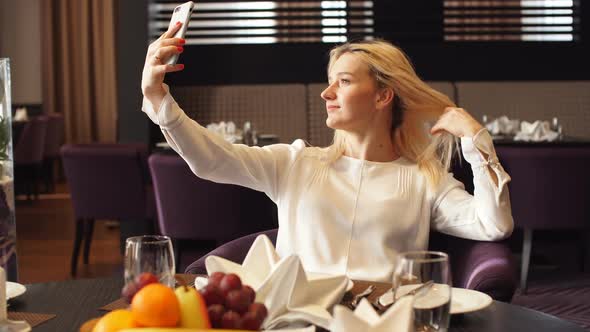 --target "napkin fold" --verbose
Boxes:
[13,108,28,122]
[206,121,241,143]
[330,297,413,332]
[485,116,520,136]
[514,120,559,142]
[200,235,350,330]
